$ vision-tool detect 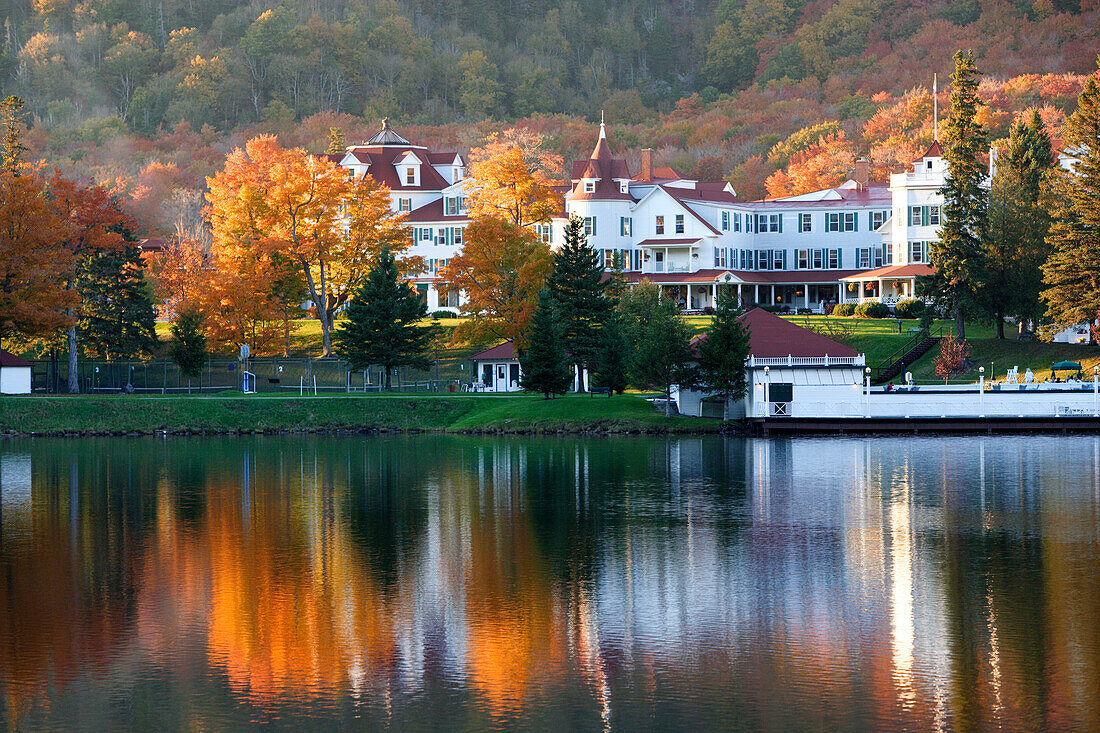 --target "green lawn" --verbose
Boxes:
[904,338,1100,383]
[0,393,716,435]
